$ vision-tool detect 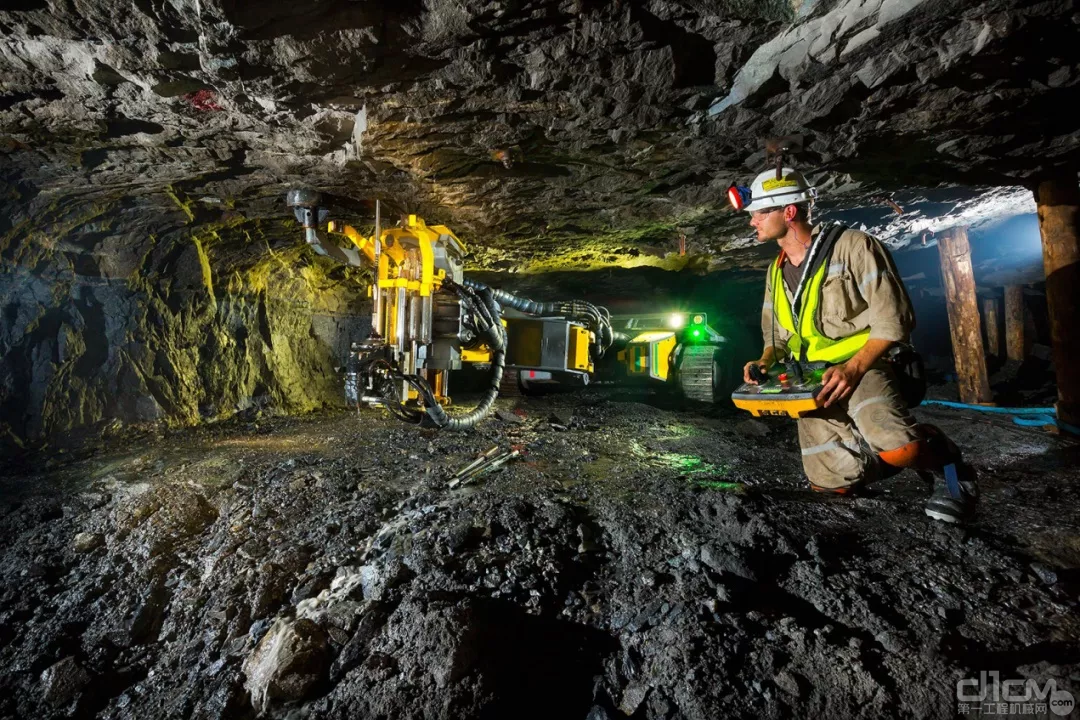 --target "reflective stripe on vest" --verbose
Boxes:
[770,254,870,363]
